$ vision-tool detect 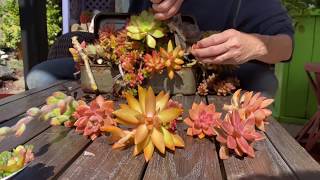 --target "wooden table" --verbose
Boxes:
[1,81,320,180]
